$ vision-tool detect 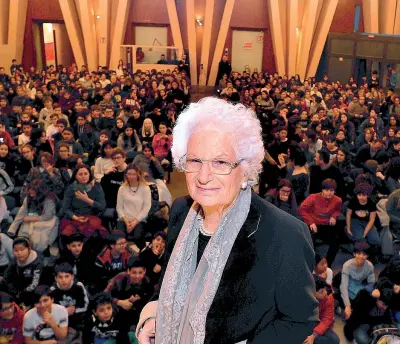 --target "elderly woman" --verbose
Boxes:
[137,97,317,344]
